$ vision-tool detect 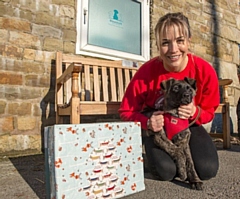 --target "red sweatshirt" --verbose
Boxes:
[118,54,220,130]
